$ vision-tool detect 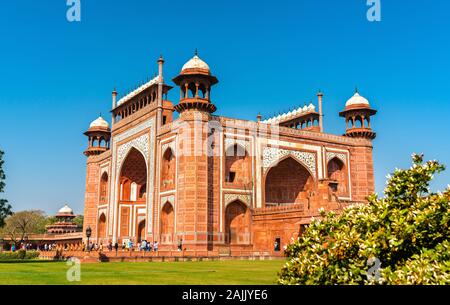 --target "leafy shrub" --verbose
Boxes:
[0,250,40,261]
[279,154,450,285]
